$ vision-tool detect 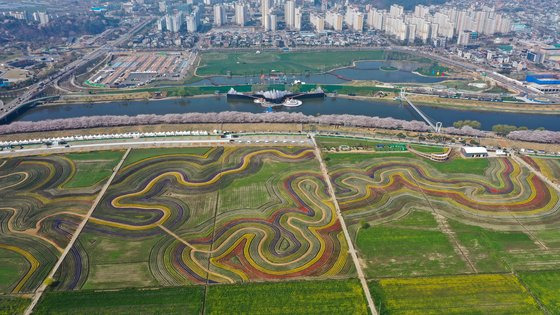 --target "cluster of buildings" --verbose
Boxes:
[148,0,515,47]
[309,4,512,44]
[1,11,51,27]
[87,52,193,88]
[157,7,203,33]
